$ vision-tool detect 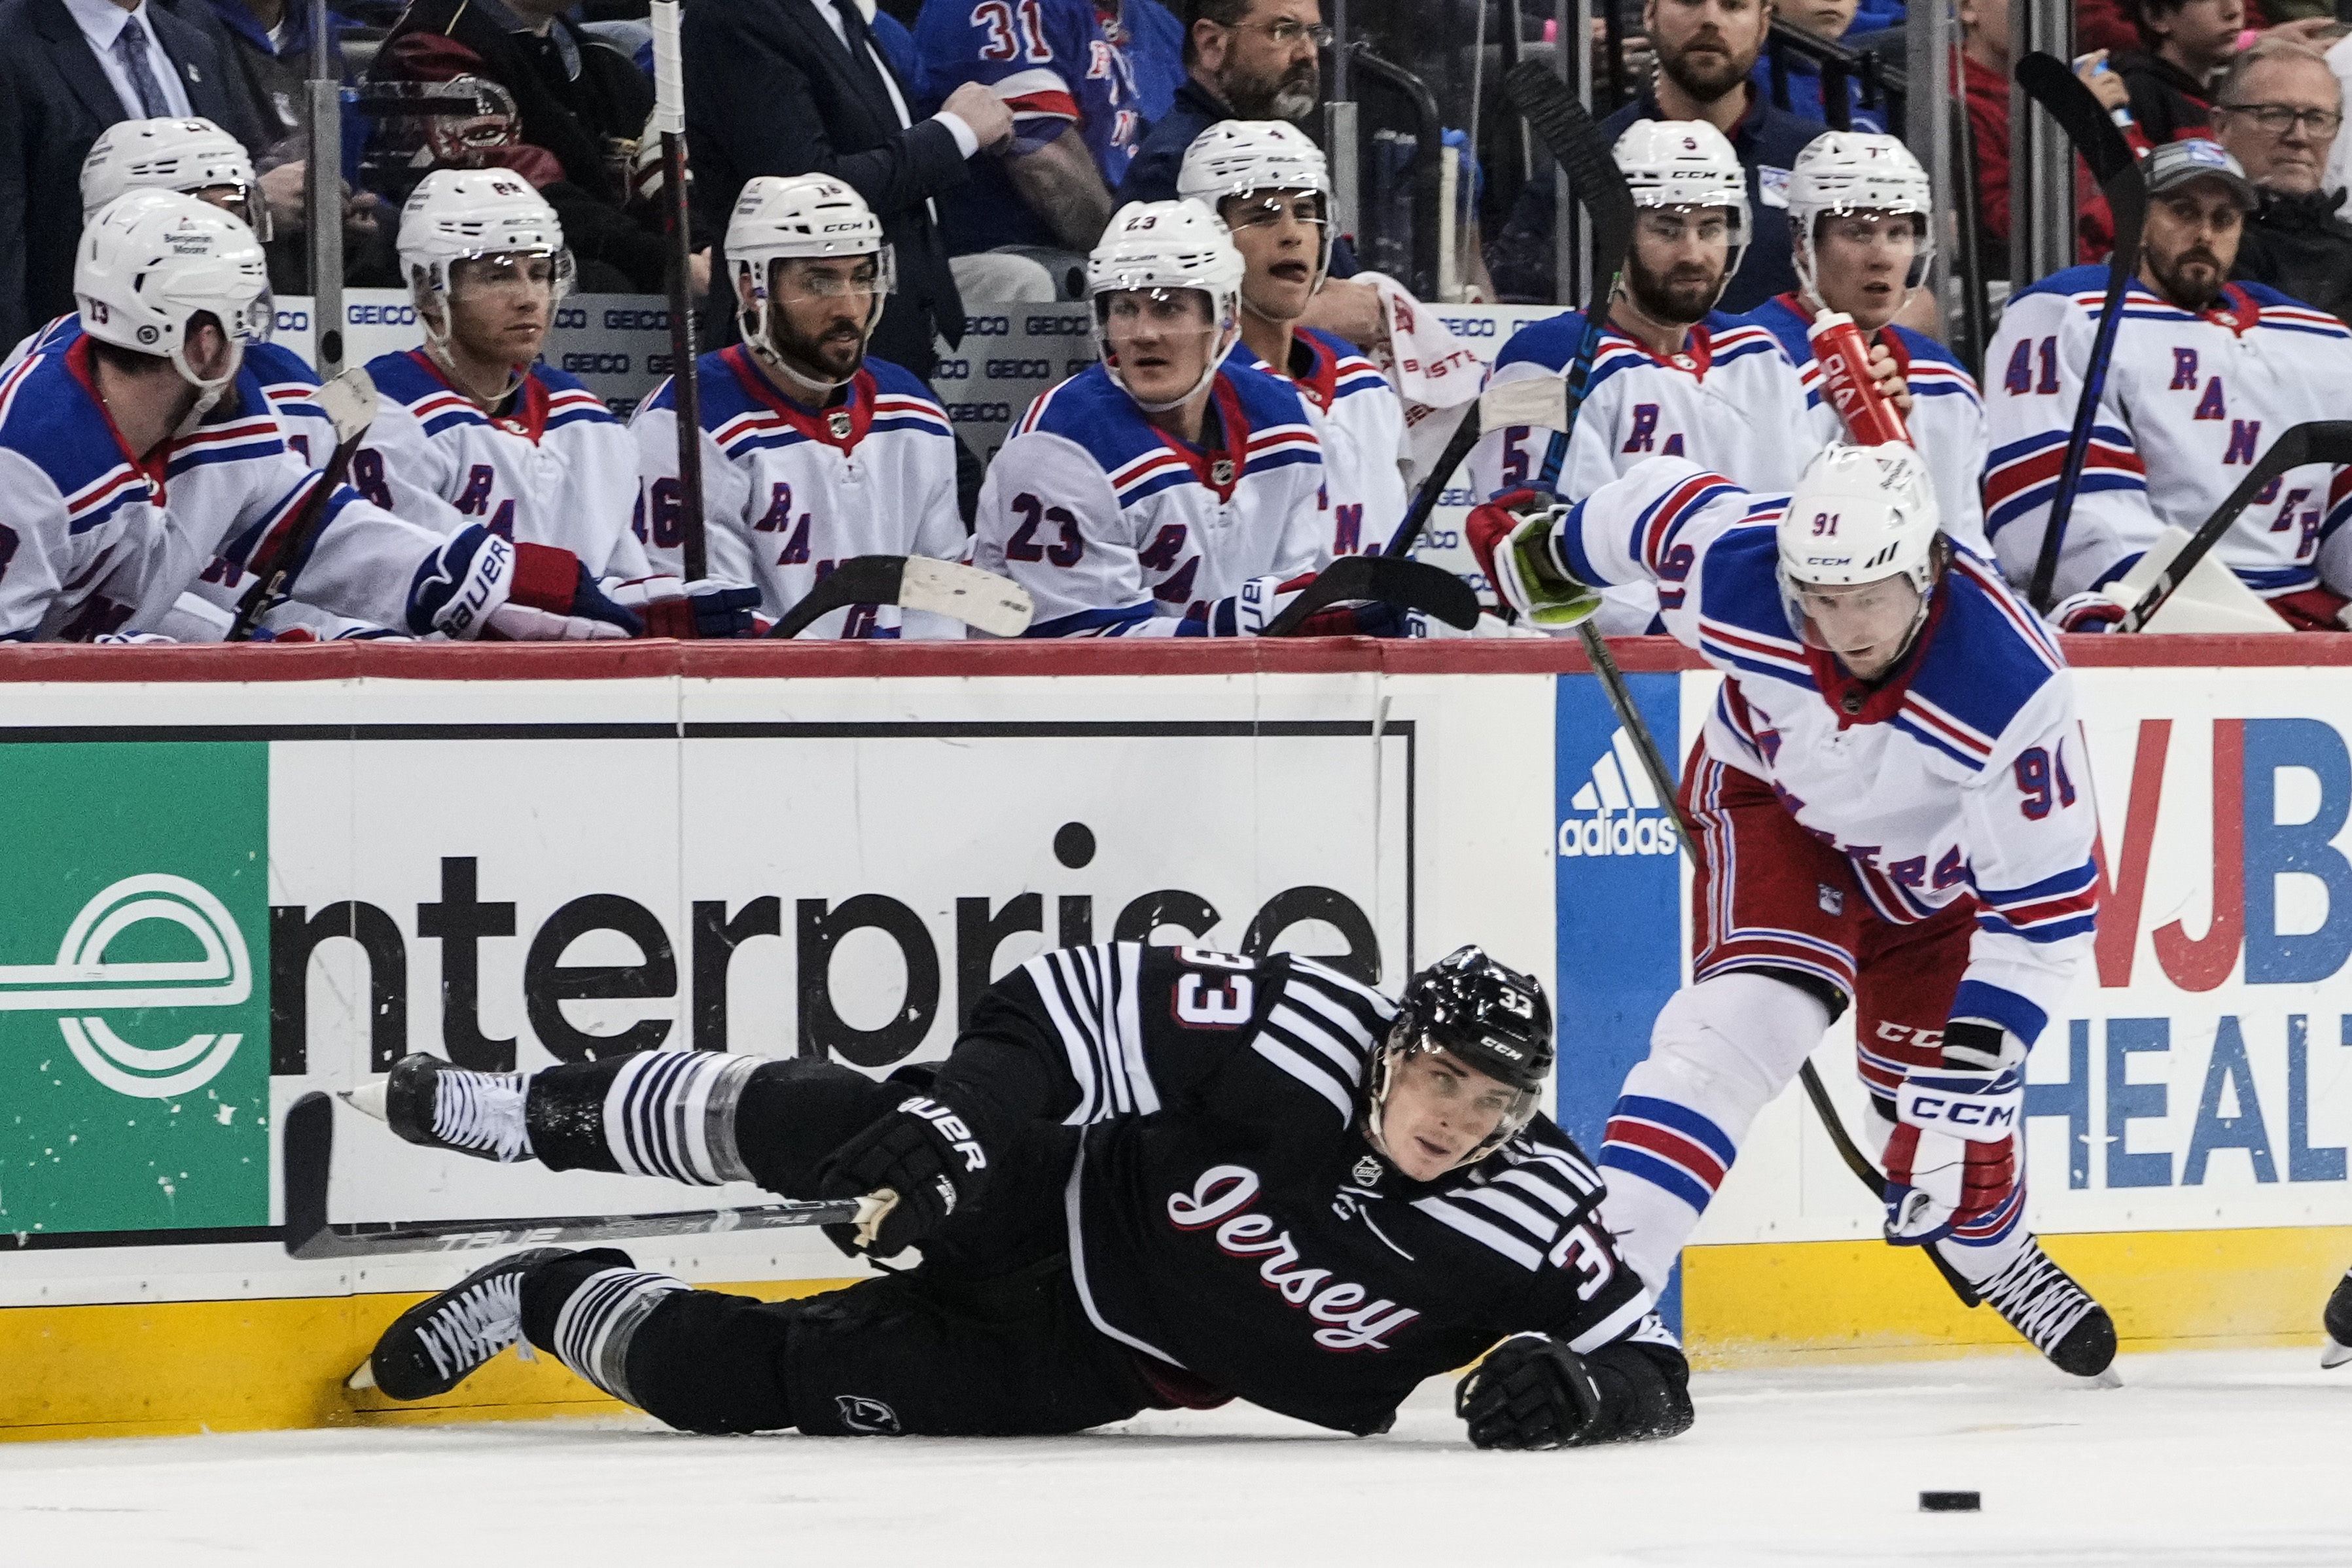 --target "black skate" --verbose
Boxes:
[2323,1267,2352,1369]
[1978,1239,2119,1384]
[353,1248,573,1399]
[346,1051,532,1163]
